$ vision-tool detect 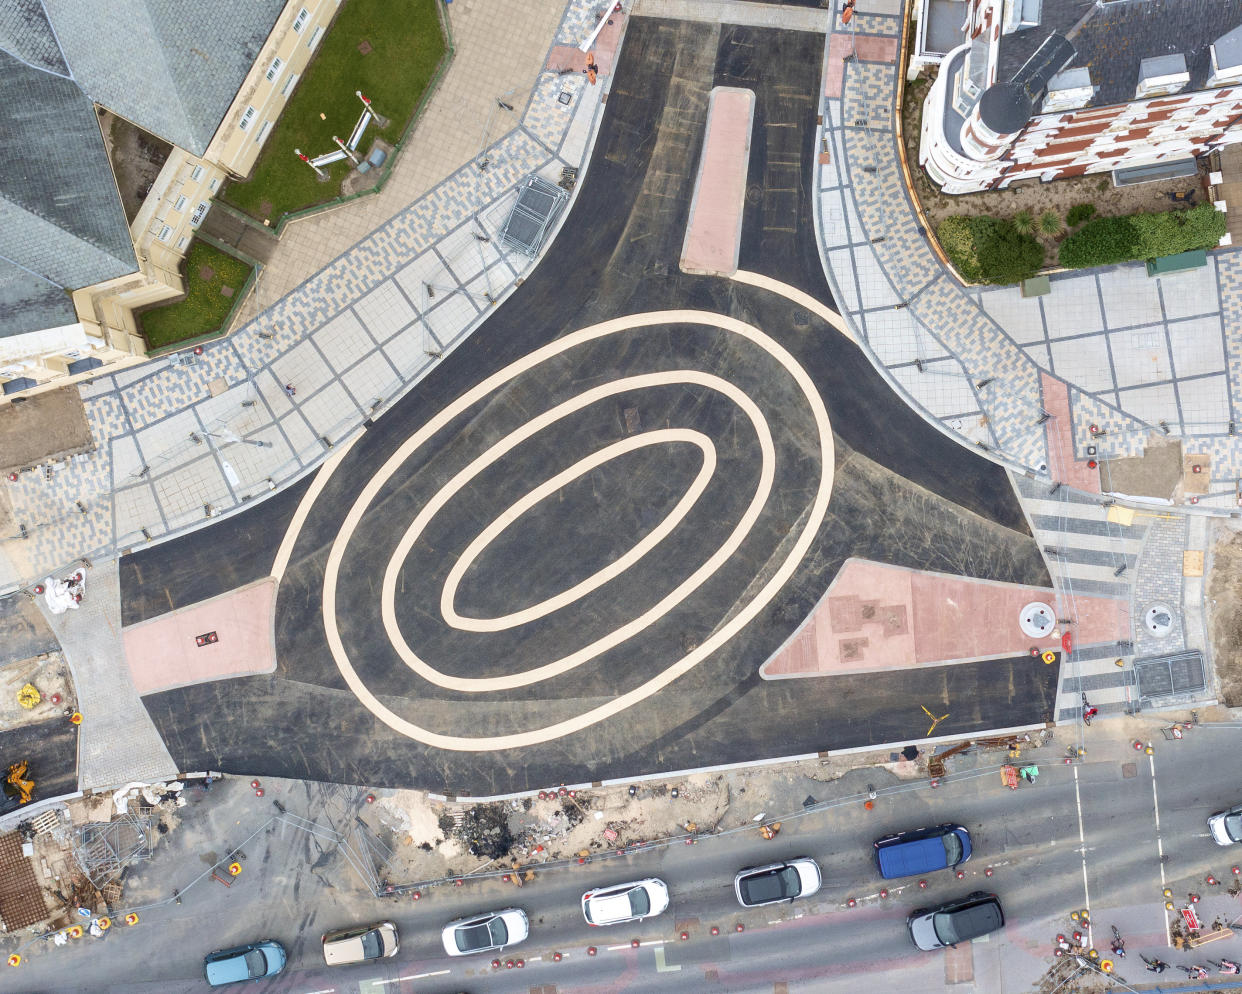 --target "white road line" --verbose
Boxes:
[654,946,682,972]
[441,430,717,632]
[382,373,772,691]
[321,310,835,750]
[270,432,361,581]
[411,970,449,979]
[1073,765,1093,949]
[731,270,857,344]
[300,988,336,994]
[1150,752,1172,946]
